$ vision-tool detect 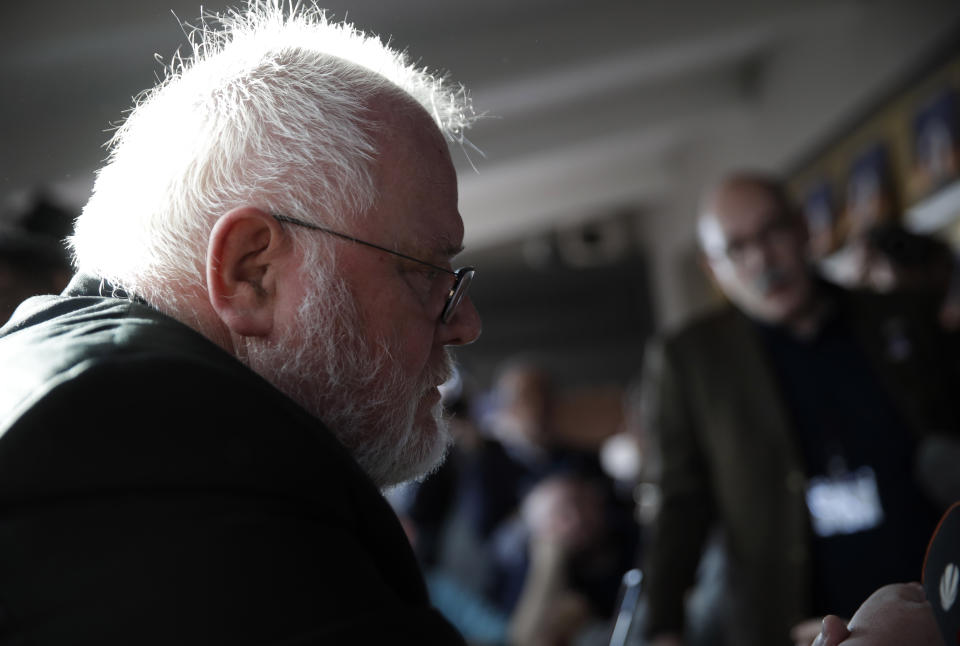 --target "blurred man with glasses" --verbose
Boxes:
[0,2,480,643]
[642,172,959,646]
